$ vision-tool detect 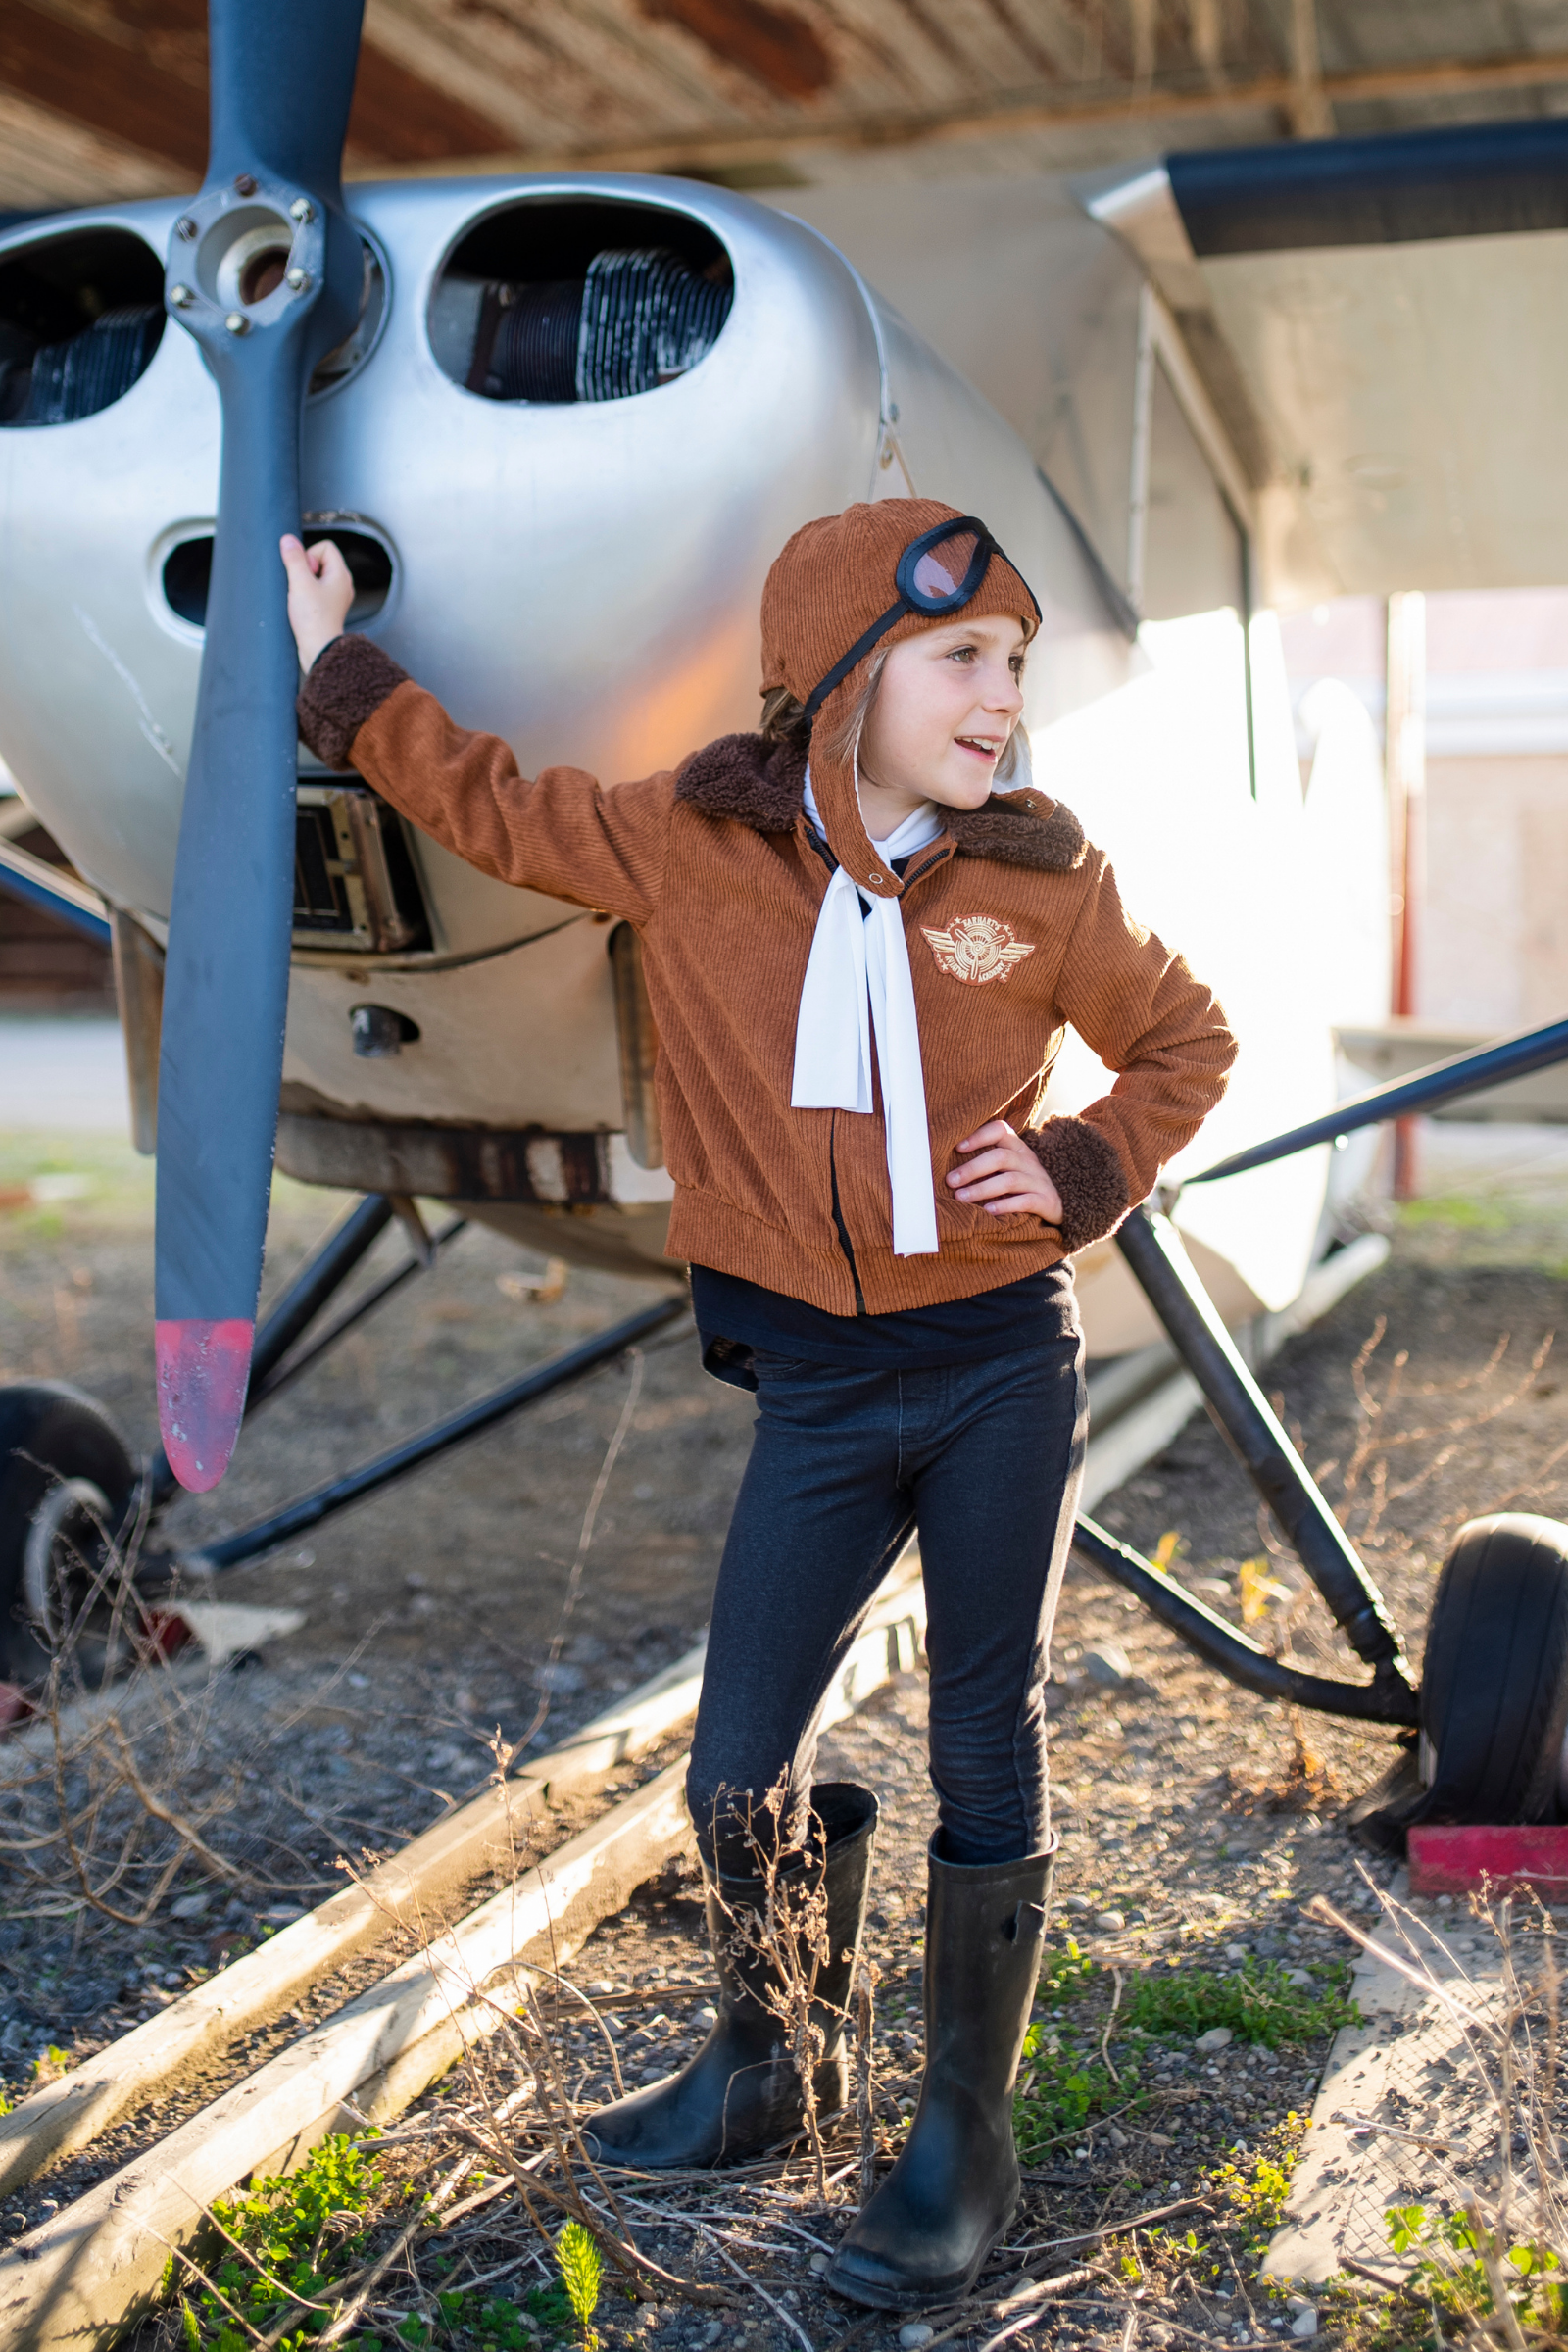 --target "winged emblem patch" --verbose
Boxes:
[920,913,1037,987]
